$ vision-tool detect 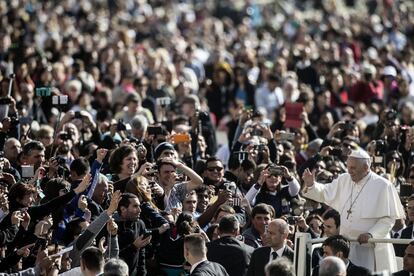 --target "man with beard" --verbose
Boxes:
[114,193,151,276]
[54,130,75,166]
